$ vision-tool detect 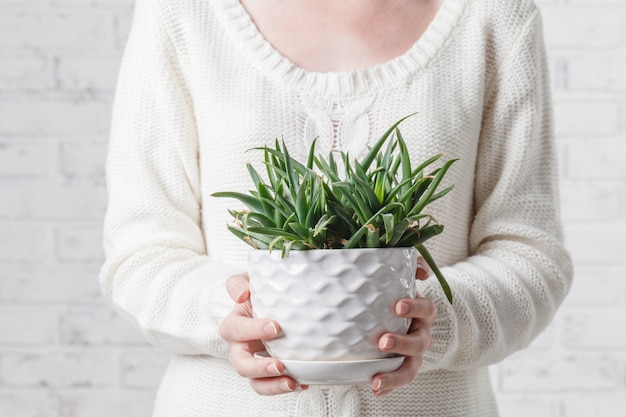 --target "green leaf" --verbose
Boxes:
[234,210,274,227]
[268,236,283,252]
[307,138,317,169]
[366,226,380,248]
[352,169,382,214]
[281,240,294,258]
[361,113,417,171]
[327,199,358,235]
[398,223,444,247]
[247,226,301,240]
[429,184,456,205]
[410,158,458,216]
[312,214,335,237]
[211,191,265,213]
[387,218,410,247]
[333,182,371,224]
[411,153,443,178]
[257,196,292,220]
[295,176,308,225]
[382,213,395,244]
[417,245,453,304]
[288,222,312,241]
